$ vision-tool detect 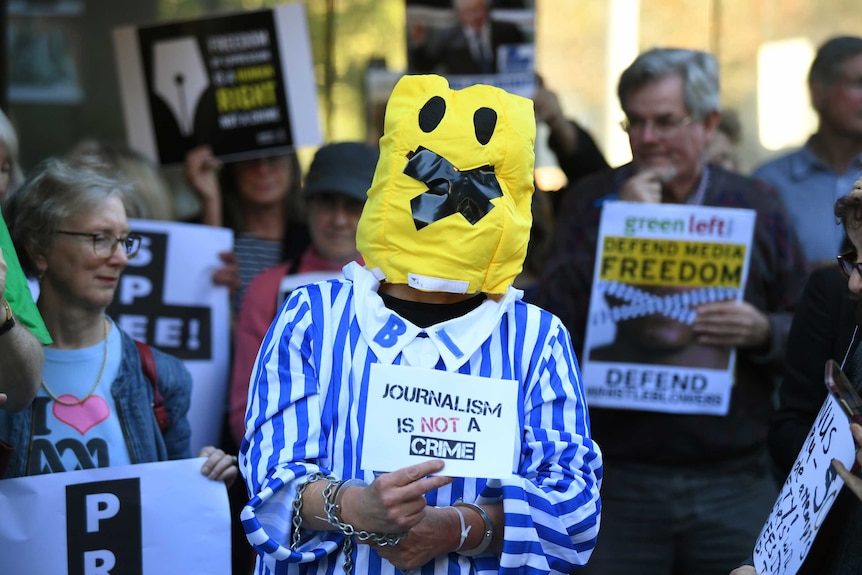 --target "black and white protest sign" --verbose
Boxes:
[114,2,320,165]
